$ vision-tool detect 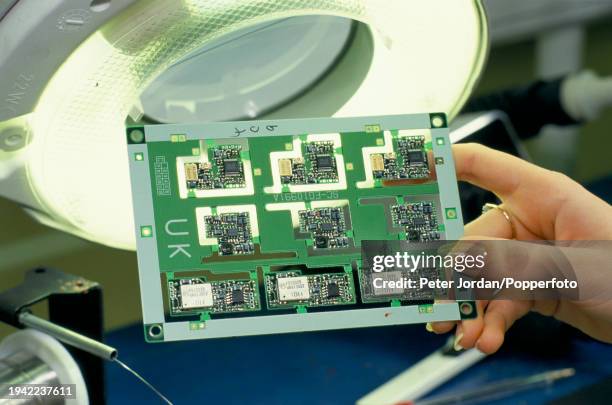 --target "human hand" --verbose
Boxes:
[429,143,612,353]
